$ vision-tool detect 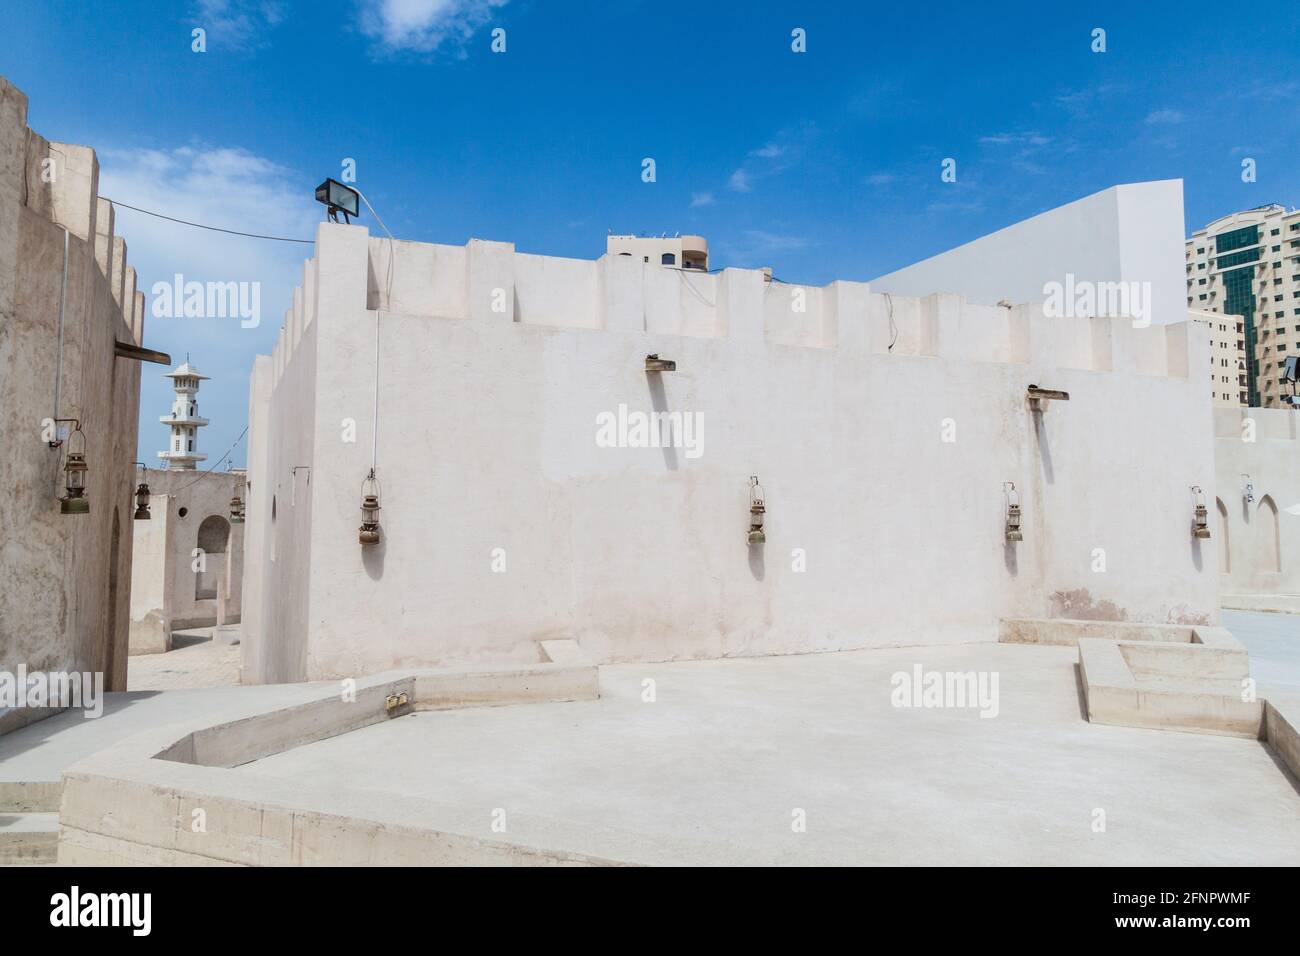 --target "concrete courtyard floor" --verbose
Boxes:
[126,627,241,690]
[4,613,1298,865]
[236,640,1300,866]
